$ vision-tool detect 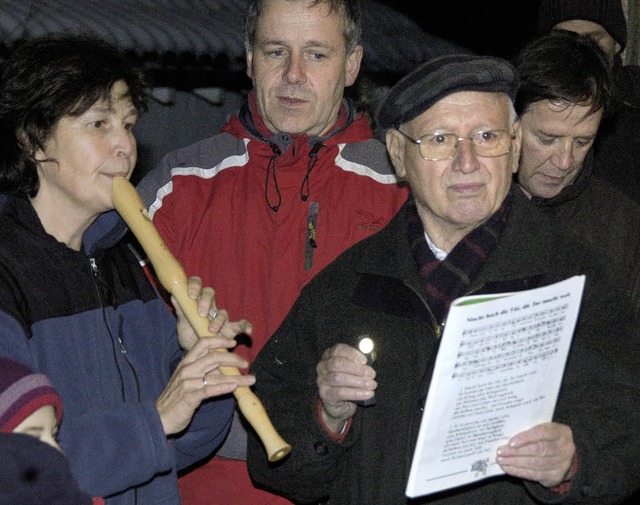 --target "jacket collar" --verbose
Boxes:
[238,90,358,151]
[82,210,128,255]
[354,186,556,299]
[1,194,127,256]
